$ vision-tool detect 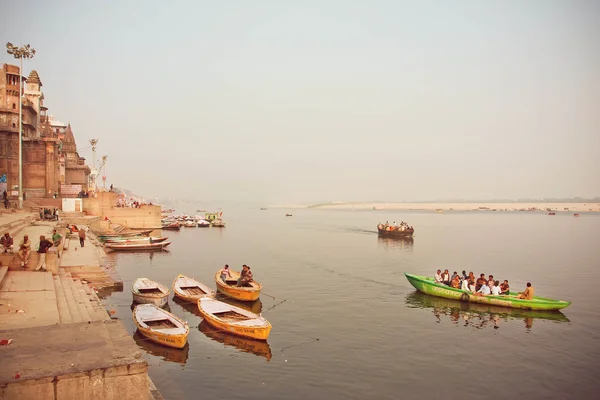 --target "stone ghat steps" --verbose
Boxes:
[52,270,110,324]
